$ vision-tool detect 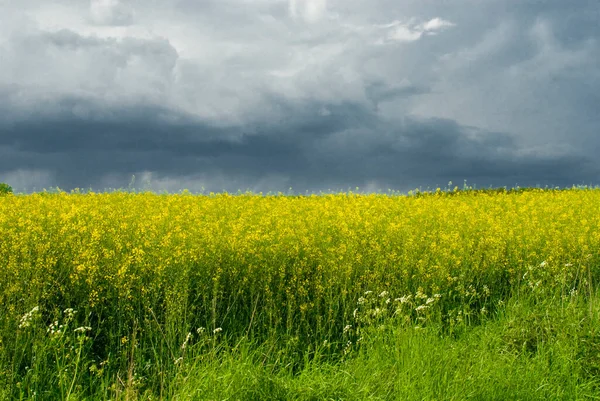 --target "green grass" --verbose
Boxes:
[163,291,600,401]
[4,288,599,400]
